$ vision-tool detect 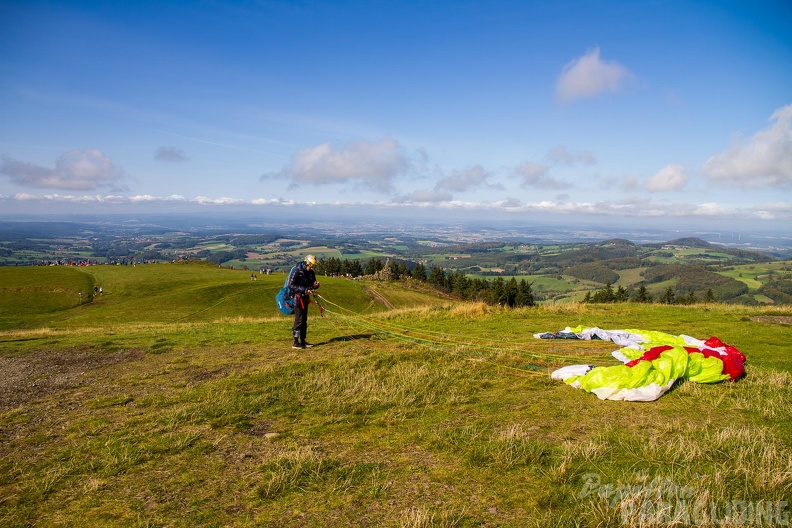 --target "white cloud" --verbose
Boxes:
[8,192,264,207]
[751,201,792,220]
[194,196,246,205]
[556,48,632,103]
[251,197,295,206]
[0,149,125,190]
[690,202,730,216]
[154,146,187,162]
[546,145,597,166]
[272,138,411,193]
[645,164,688,192]
[5,193,789,221]
[702,104,792,188]
[498,198,523,209]
[515,162,568,189]
[14,192,127,204]
[130,194,159,202]
[507,199,738,218]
